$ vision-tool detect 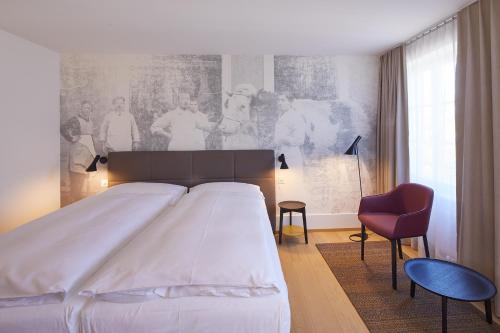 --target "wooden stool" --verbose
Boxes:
[278,201,308,244]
